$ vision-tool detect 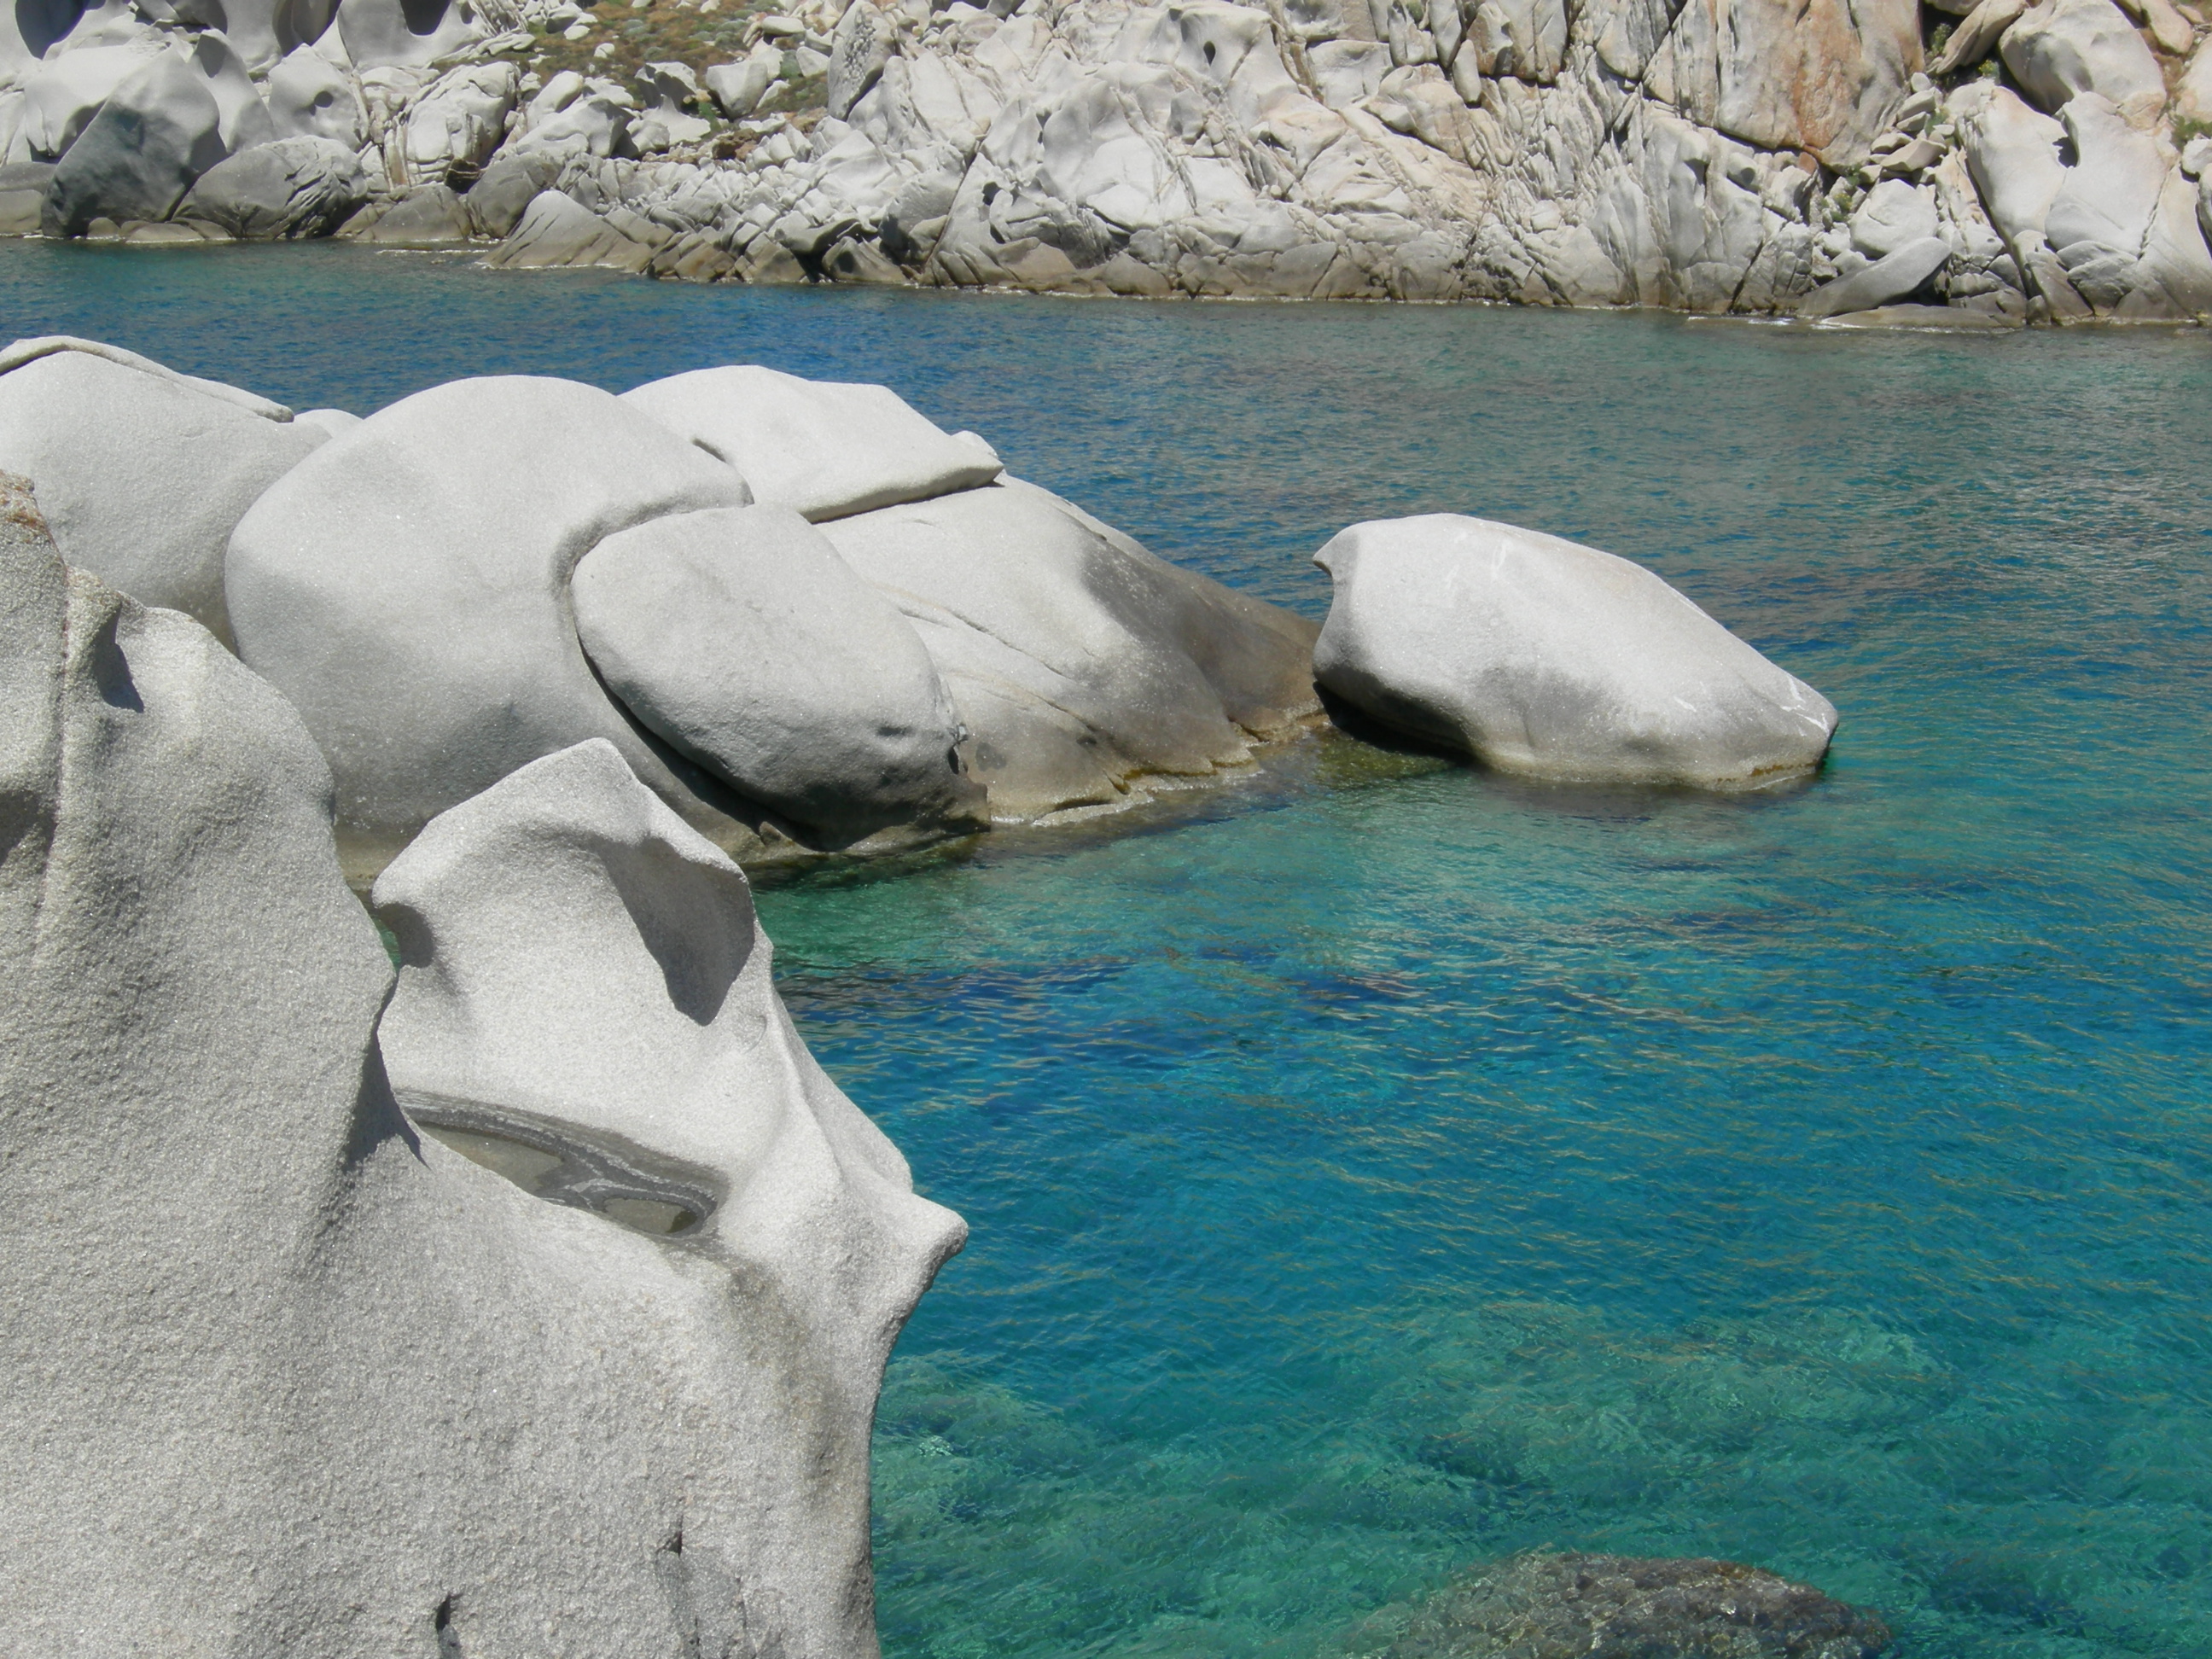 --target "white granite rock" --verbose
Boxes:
[480,187,656,266]
[1850,178,1940,256]
[2177,38,2212,126]
[19,38,163,160]
[828,0,894,119]
[337,178,476,242]
[0,337,322,642]
[226,375,758,864]
[1797,234,1951,317]
[1312,514,1837,787]
[571,504,987,841]
[2043,92,2165,259]
[508,70,636,157]
[39,47,226,233]
[623,364,1005,521]
[265,44,364,145]
[707,56,775,117]
[1929,0,2028,75]
[2000,0,2163,118]
[177,132,366,237]
[336,0,482,68]
[818,477,1322,820]
[2117,162,2212,318]
[396,61,519,184]
[1956,81,2070,245]
[1662,0,1923,166]
[0,486,961,1655]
